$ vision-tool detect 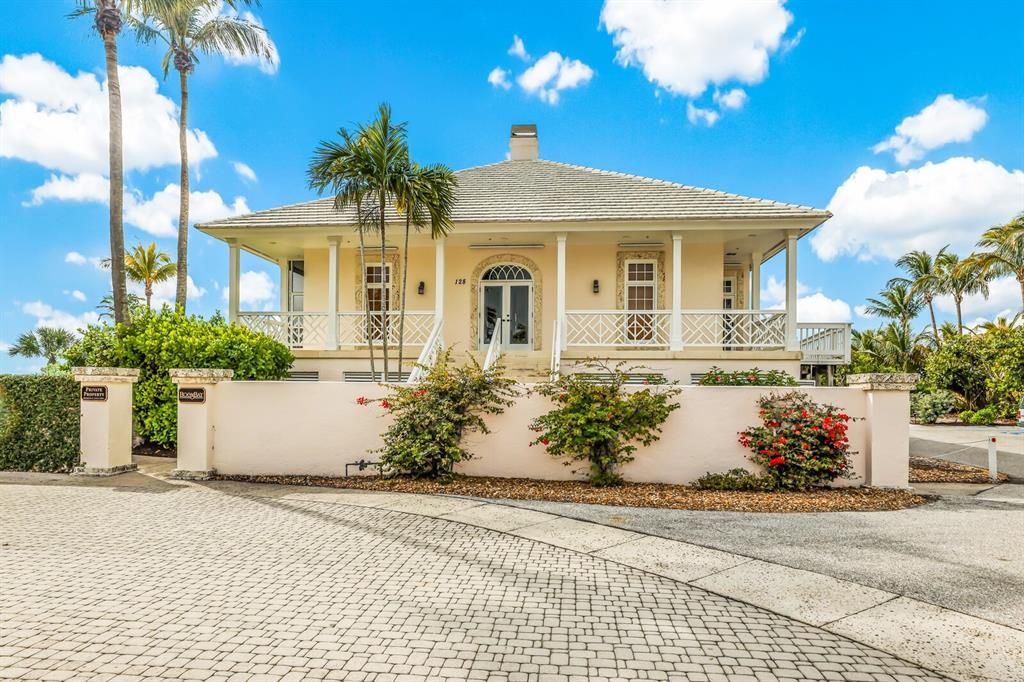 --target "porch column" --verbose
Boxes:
[556,234,567,350]
[278,257,288,312]
[670,233,682,350]
[785,233,798,351]
[750,250,762,309]
[434,238,445,325]
[326,237,340,350]
[227,238,240,323]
